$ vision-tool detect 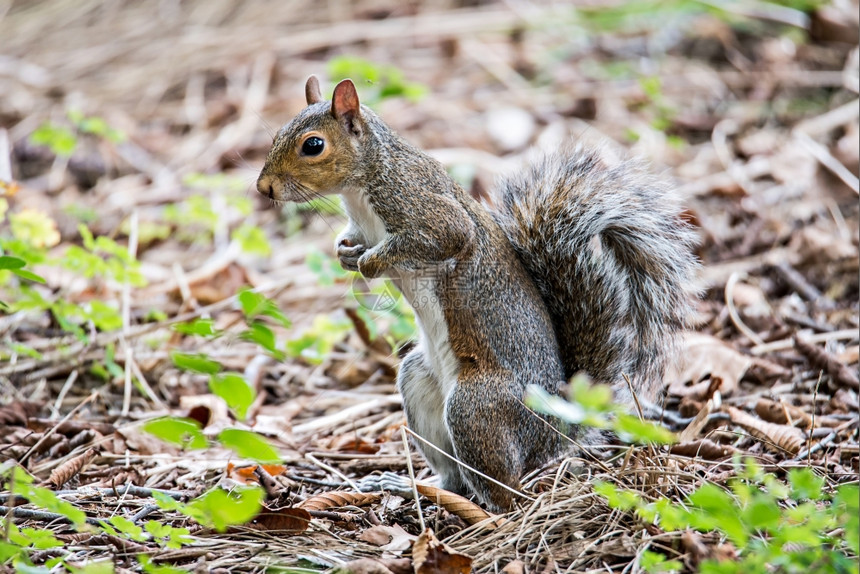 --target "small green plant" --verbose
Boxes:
[327,56,427,105]
[29,110,125,157]
[526,374,676,445]
[596,460,858,574]
[163,173,271,255]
